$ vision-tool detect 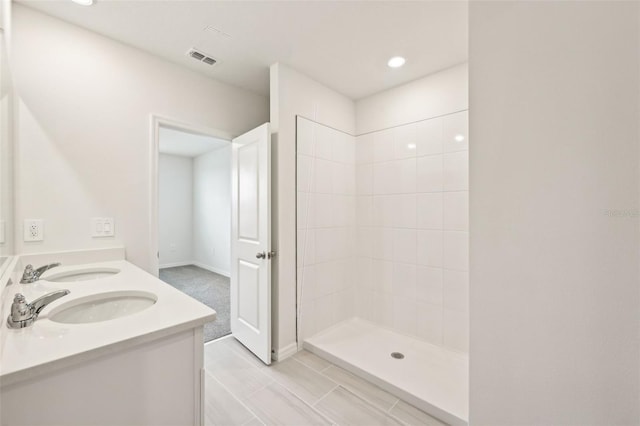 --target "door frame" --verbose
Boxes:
[148,114,233,276]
